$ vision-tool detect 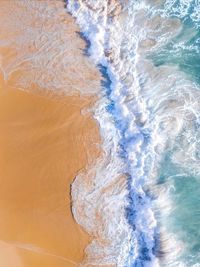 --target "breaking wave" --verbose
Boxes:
[67,1,200,266]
